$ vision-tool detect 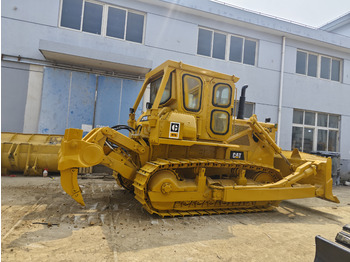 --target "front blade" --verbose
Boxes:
[60,168,85,206]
